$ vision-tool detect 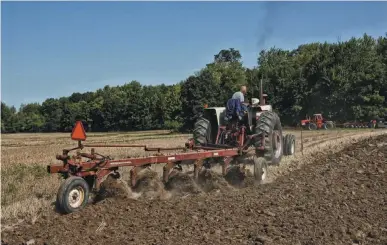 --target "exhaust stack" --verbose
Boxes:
[260,74,264,106]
